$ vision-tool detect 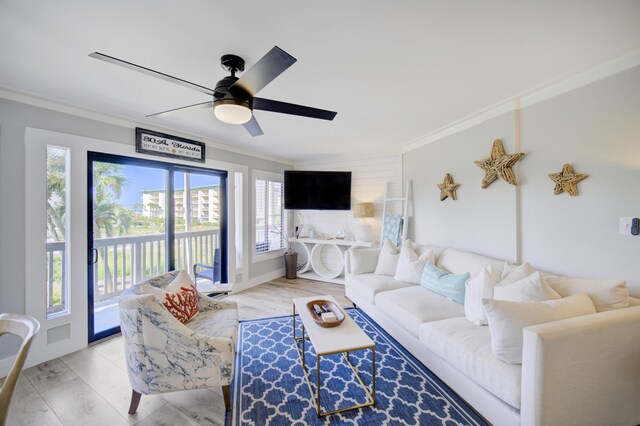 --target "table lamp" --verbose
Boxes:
[353,202,374,242]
